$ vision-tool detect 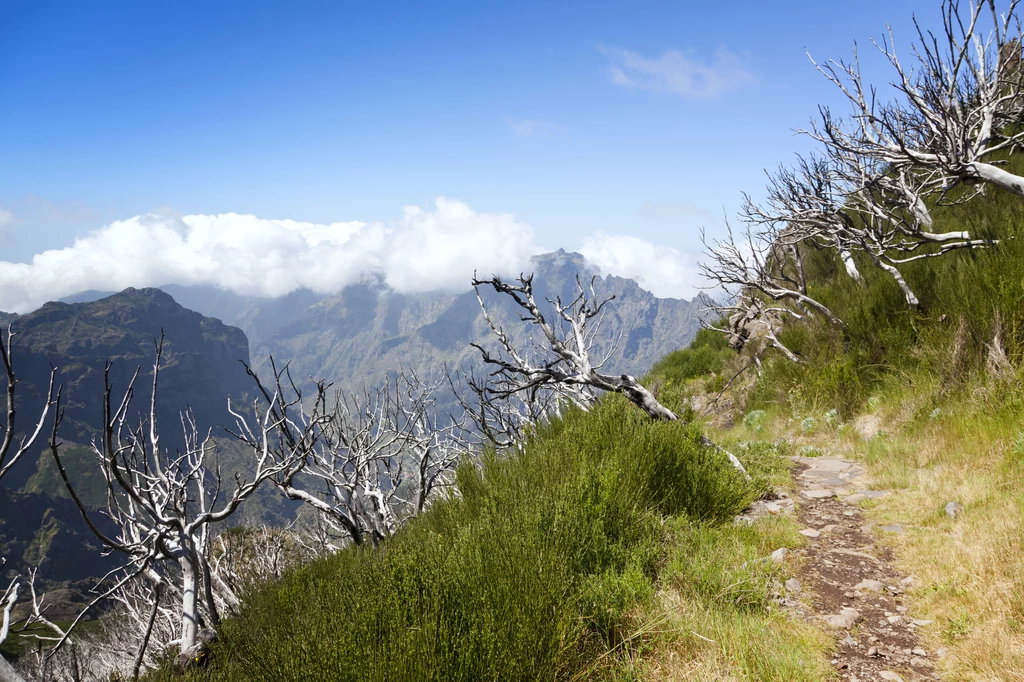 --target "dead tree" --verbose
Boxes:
[808,0,1024,199]
[698,218,844,358]
[209,525,315,602]
[470,273,750,476]
[12,569,88,682]
[741,154,997,308]
[232,363,466,551]
[471,273,677,421]
[0,327,57,485]
[447,367,565,452]
[48,335,308,670]
[396,373,465,518]
[0,327,58,682]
